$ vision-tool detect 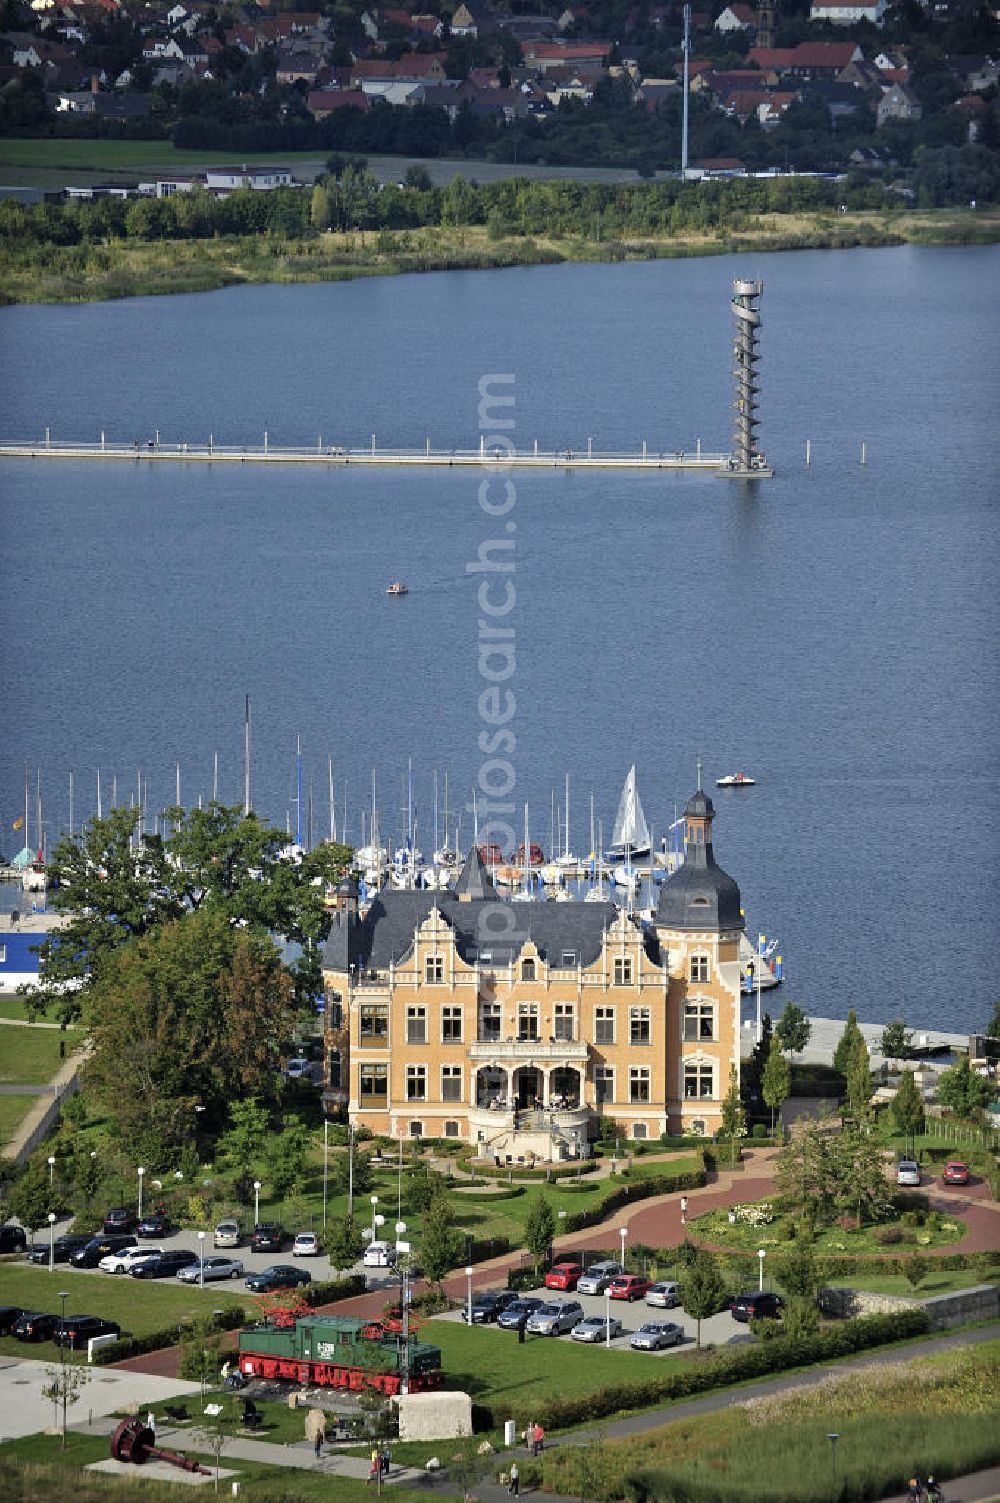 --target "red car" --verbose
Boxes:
[607,1275,652,1302]
[942,1161,969,1186]
[545,1261,582,1292]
